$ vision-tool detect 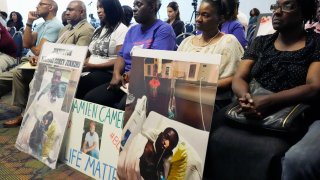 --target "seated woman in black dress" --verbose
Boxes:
[208,0,320,179]
[166,1,184,37]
